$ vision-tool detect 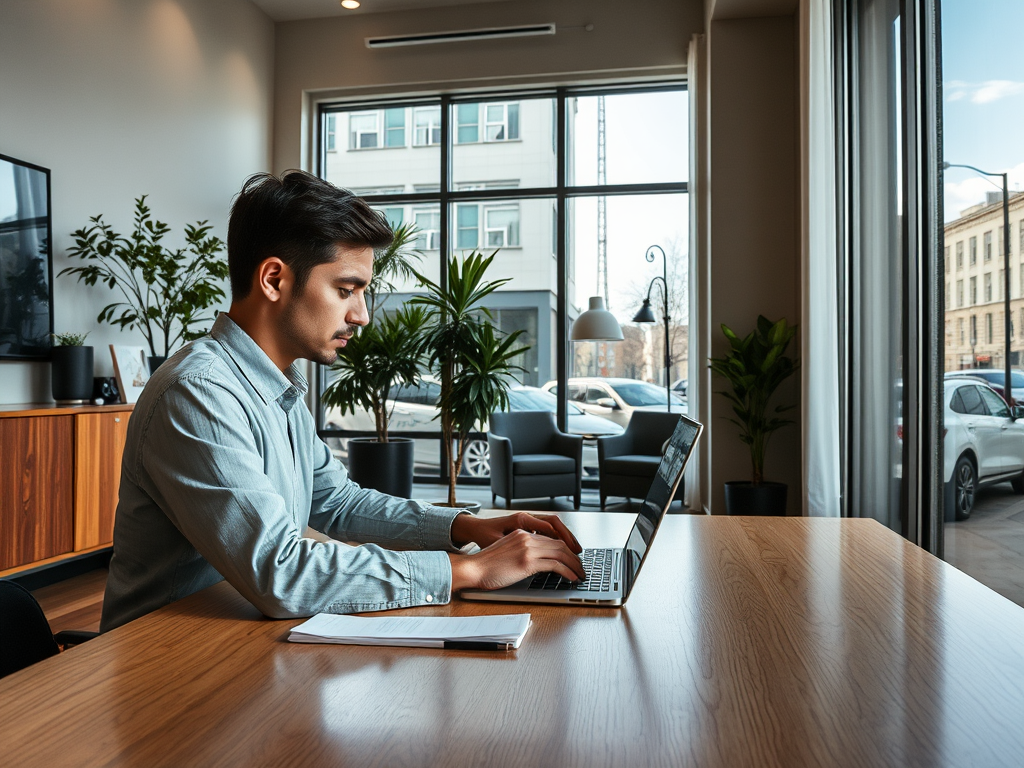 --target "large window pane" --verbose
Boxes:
[569,91,689,187]
[451,98,556,189]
